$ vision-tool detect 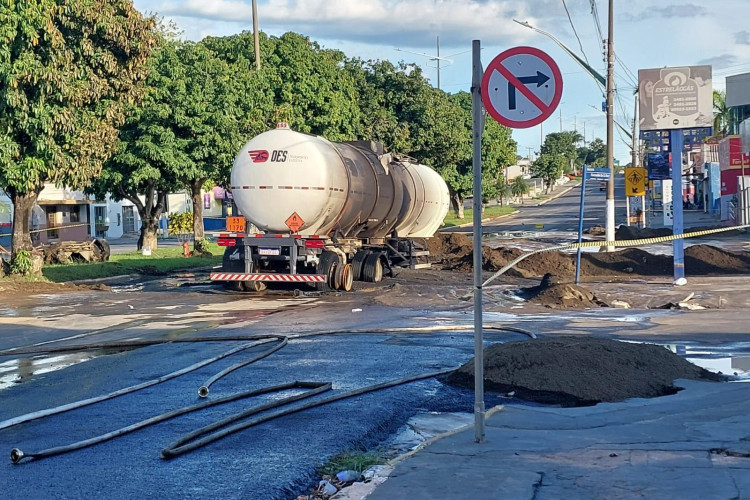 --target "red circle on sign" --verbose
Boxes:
[481,46,563,129]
